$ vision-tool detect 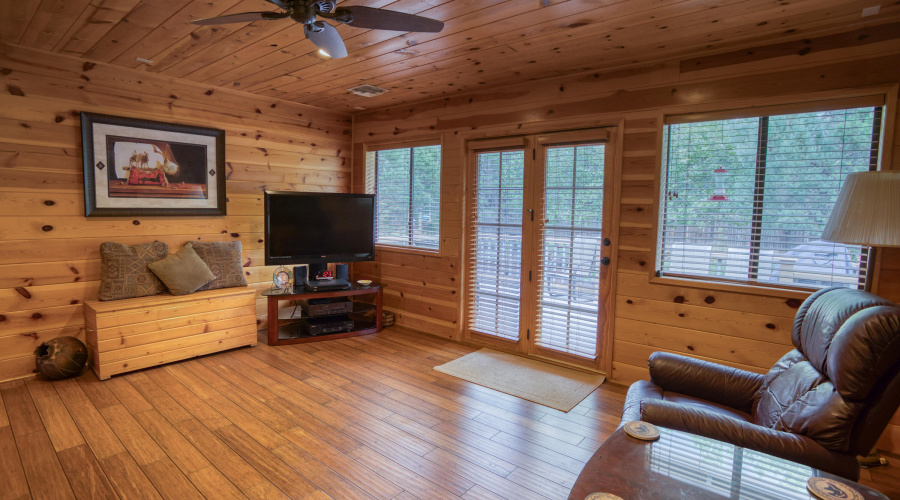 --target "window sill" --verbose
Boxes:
[375,244,441,257]
[649,274,815,300]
